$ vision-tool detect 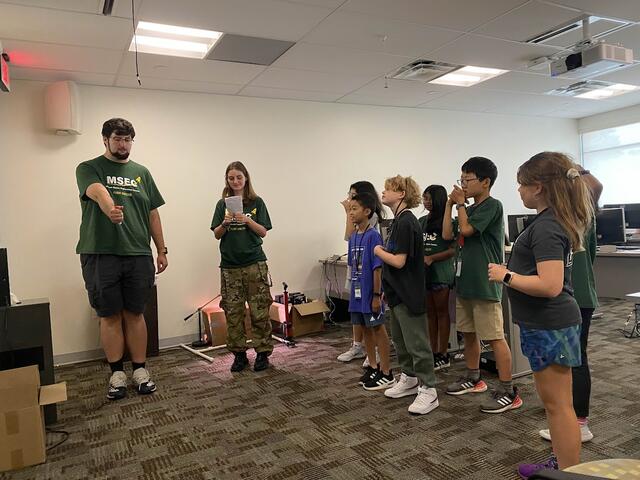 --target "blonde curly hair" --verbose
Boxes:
[385,175,422,209]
